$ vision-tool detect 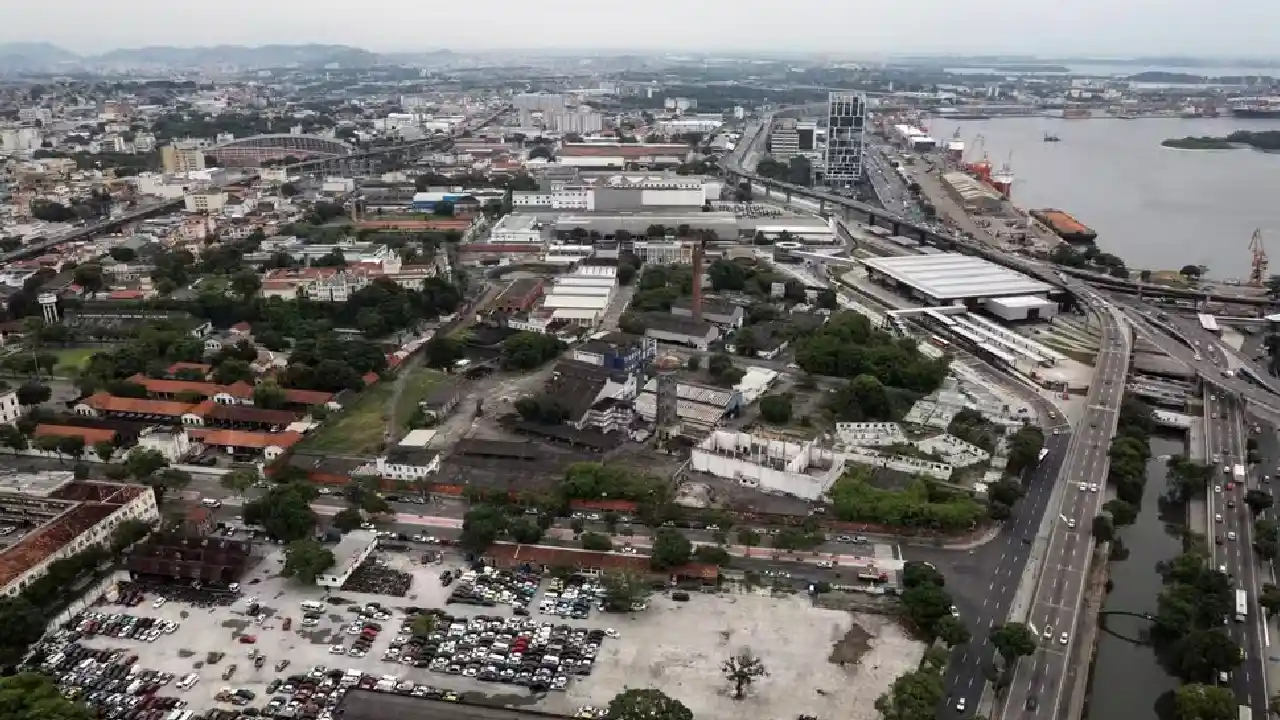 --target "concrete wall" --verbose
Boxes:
[842,448,953,481]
